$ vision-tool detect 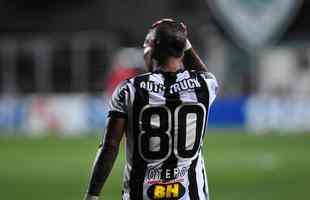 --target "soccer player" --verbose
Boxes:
[84,20,218,200]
